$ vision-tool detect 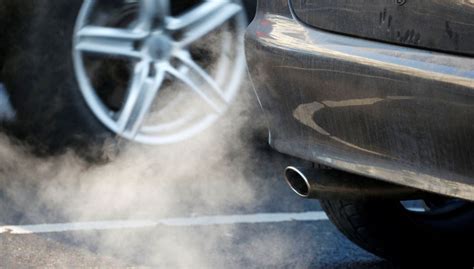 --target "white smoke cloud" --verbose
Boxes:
[0,85,311,268]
